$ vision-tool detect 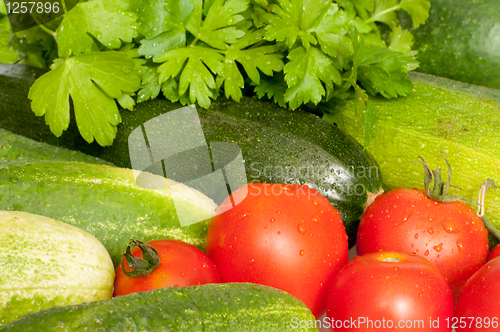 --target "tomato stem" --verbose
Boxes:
[121,239,161,277]
[414,152,478,205]
[476,180,500,242]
